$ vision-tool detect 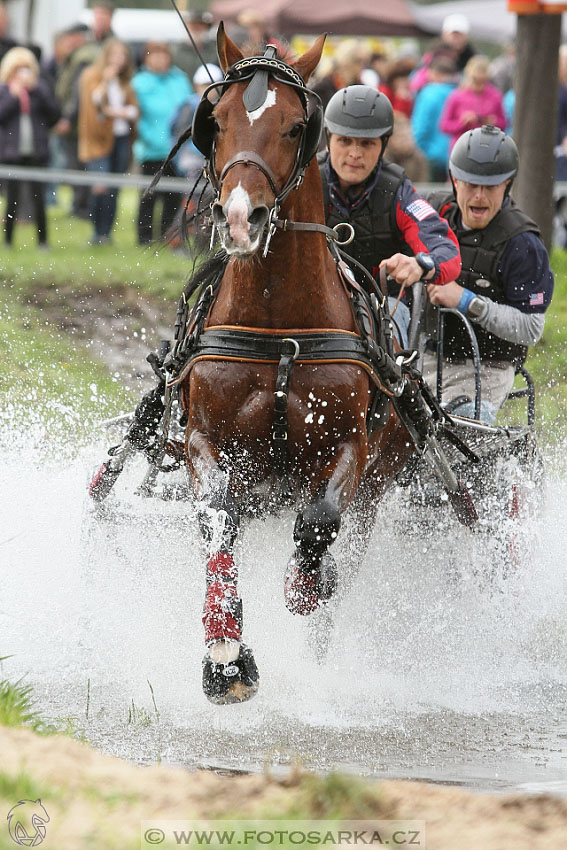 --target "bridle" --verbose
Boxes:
[191,47,356,255]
